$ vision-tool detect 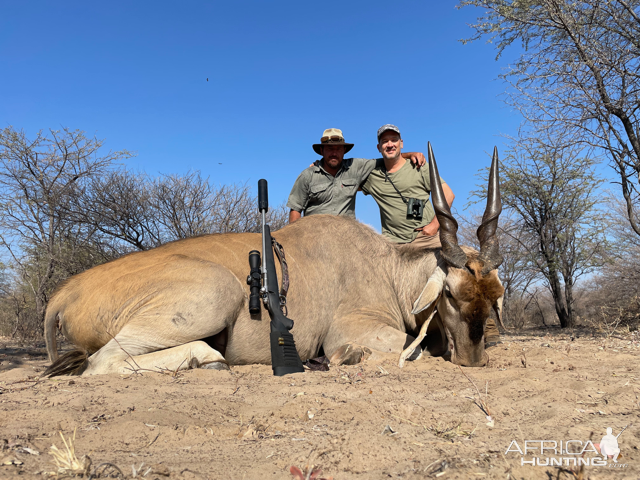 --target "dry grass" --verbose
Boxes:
[458,366,494,426]
[48,429,91,477]
[428,421,476,440]
[289,464,333,480]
